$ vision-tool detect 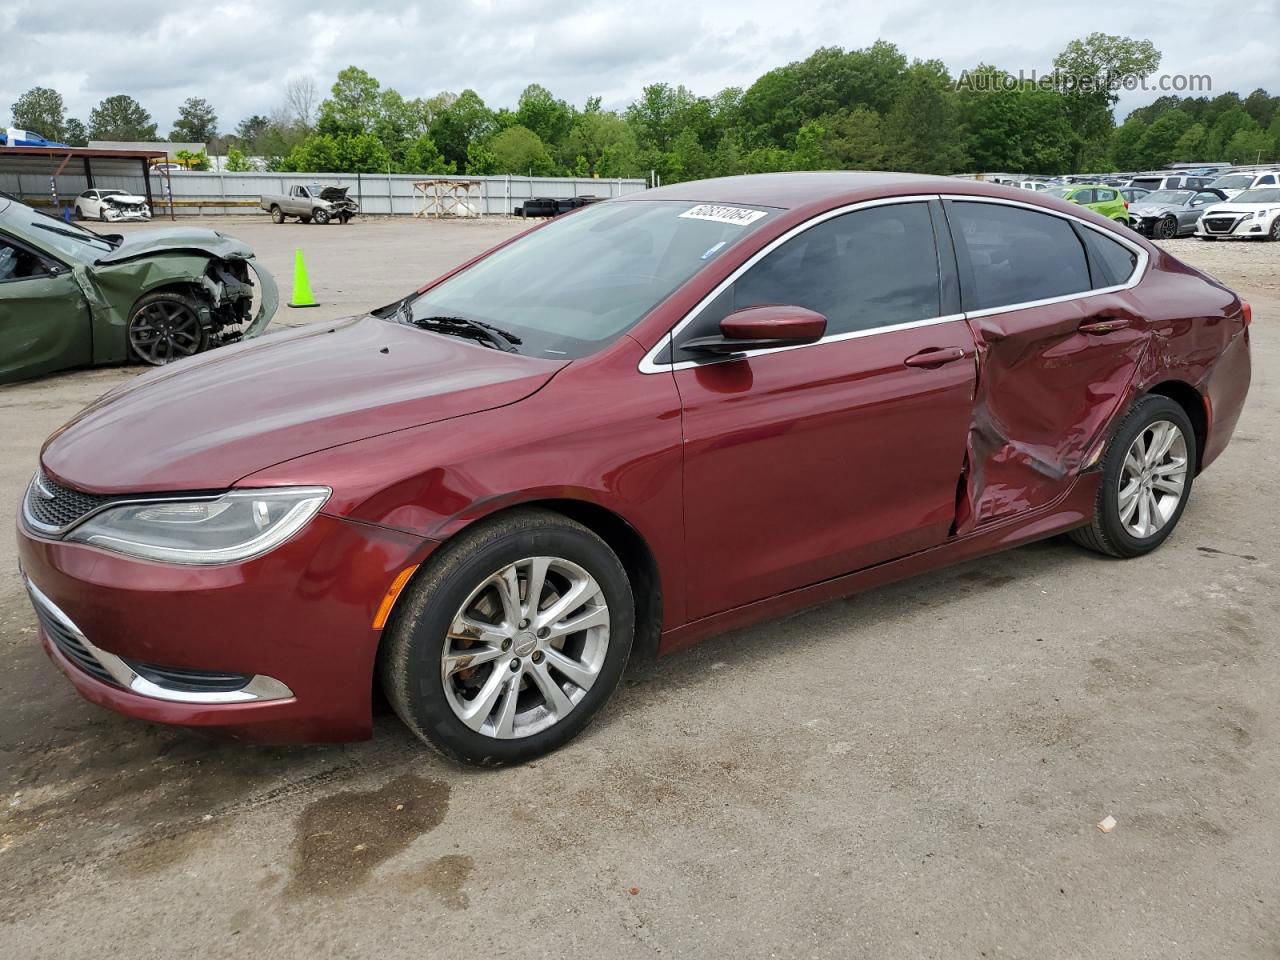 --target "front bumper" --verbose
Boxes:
[1196,214,1271,238]
[16,511,431,742]
[103,205,152,221]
